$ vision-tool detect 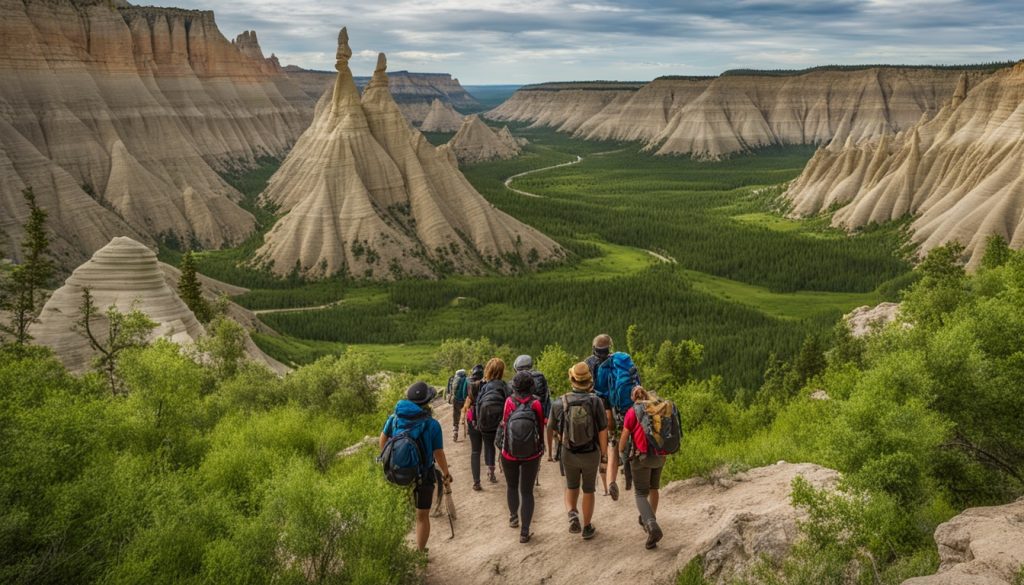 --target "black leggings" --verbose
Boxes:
[468,425,482,484]
[500,457,540,534]
[467,426,497,485]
